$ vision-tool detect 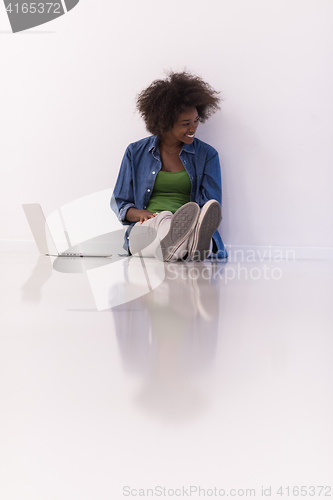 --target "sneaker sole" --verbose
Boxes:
[189,201,221,261]
[160,202,200,261]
